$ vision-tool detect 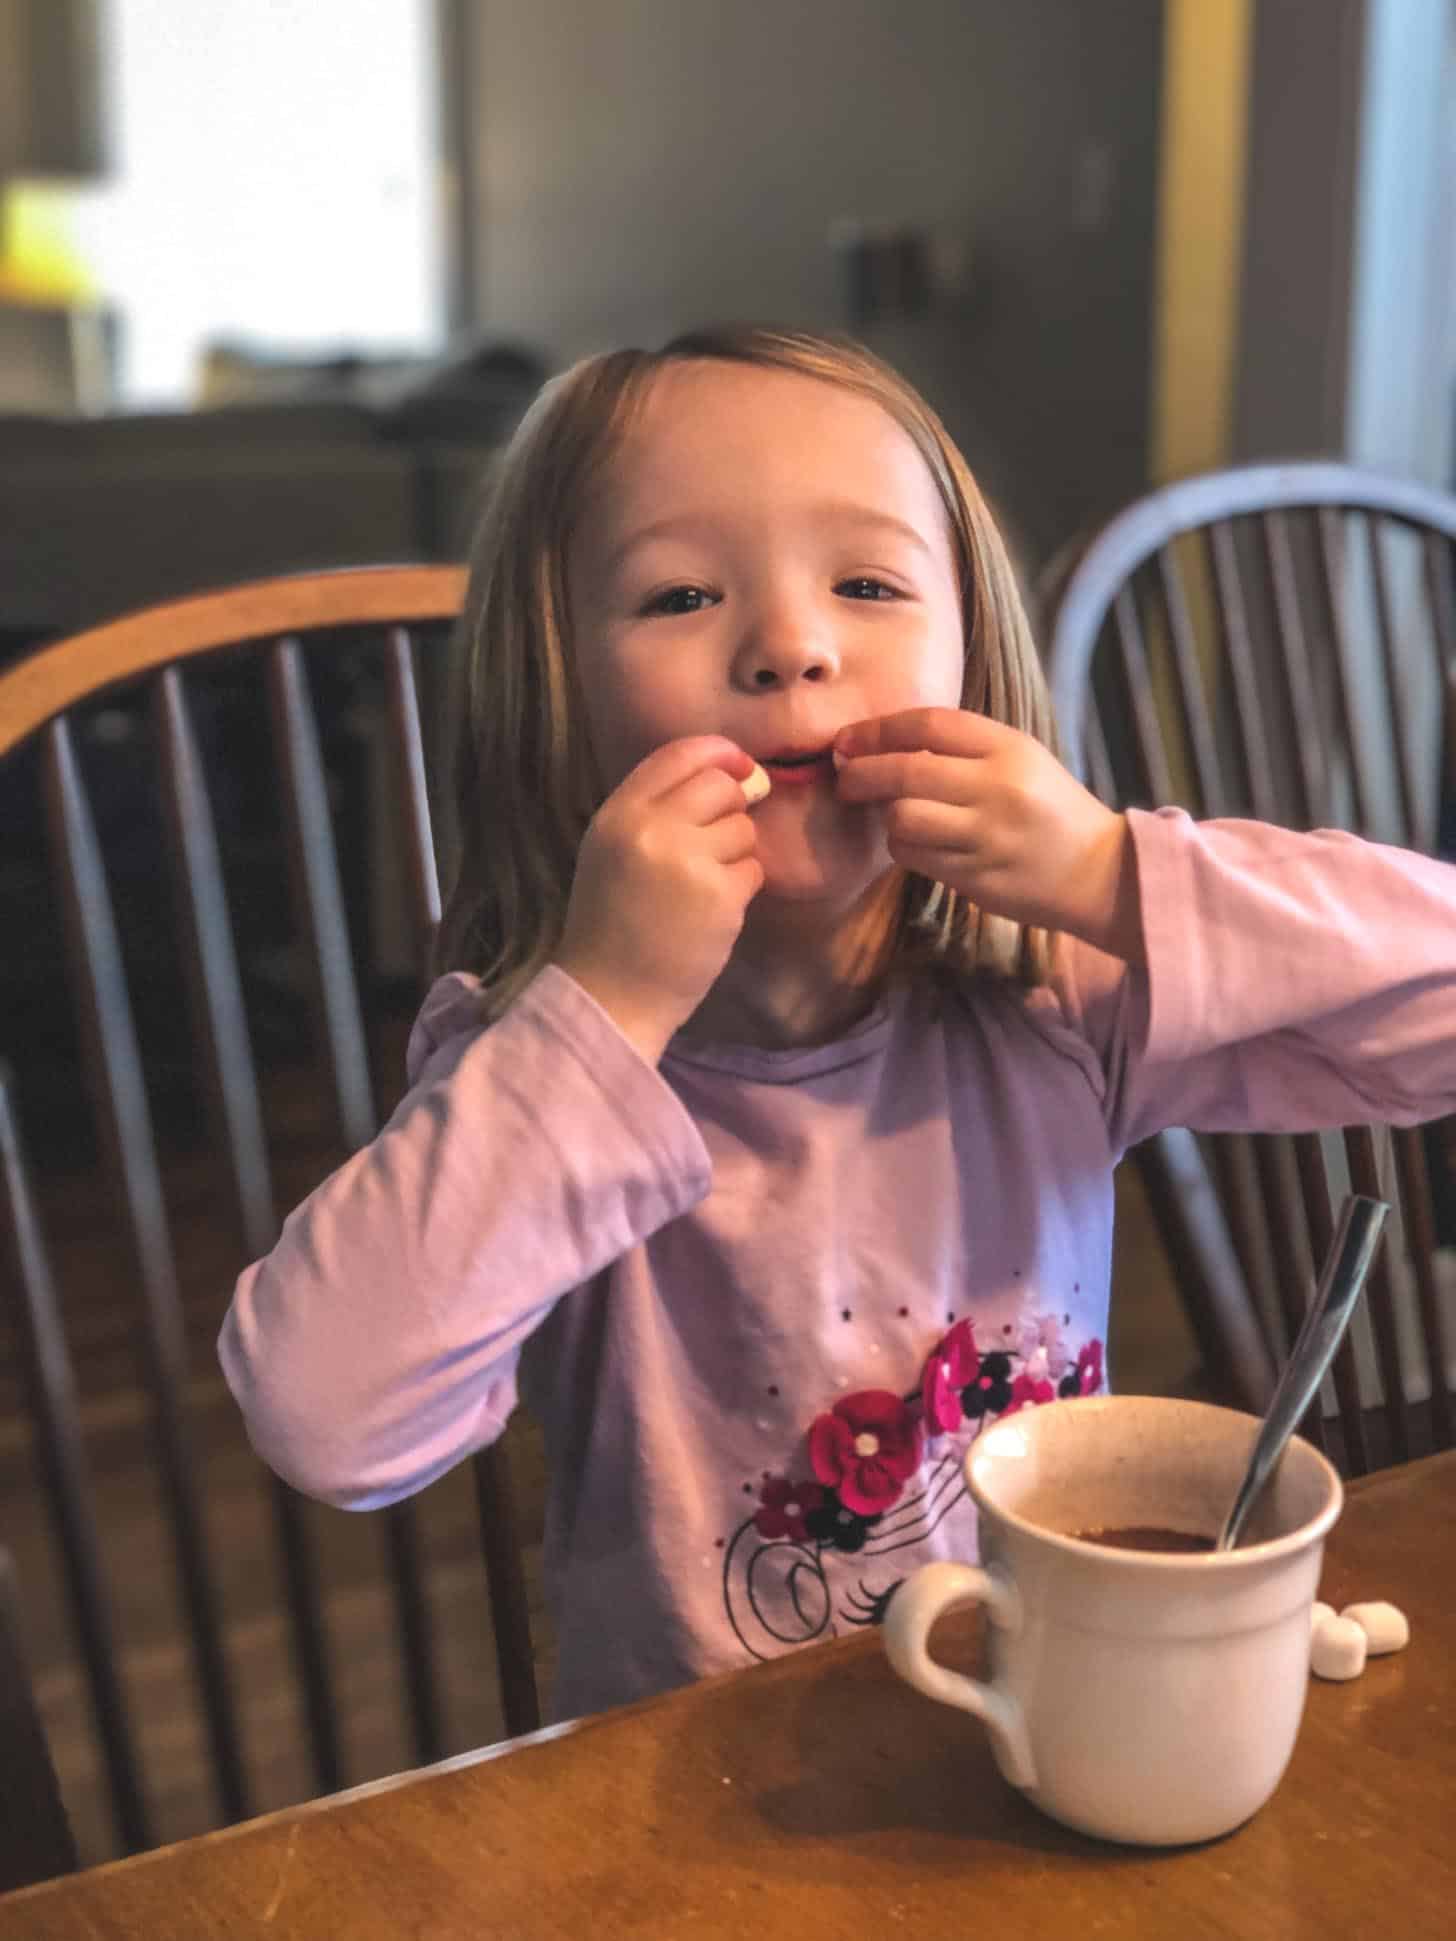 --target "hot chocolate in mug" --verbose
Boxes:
[882,1395,1343,1846]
